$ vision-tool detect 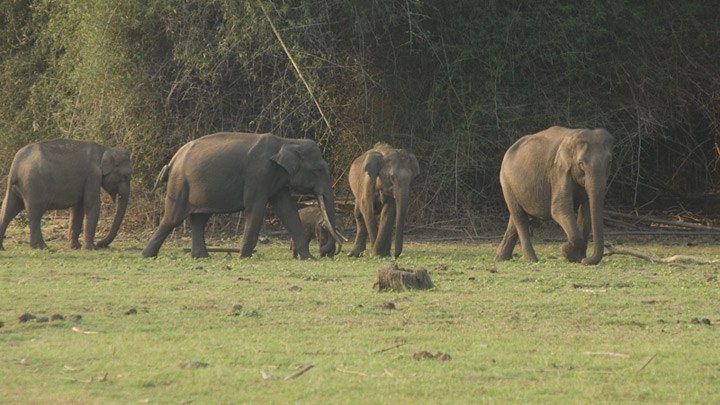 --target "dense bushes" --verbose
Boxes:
[1,0,719,228]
